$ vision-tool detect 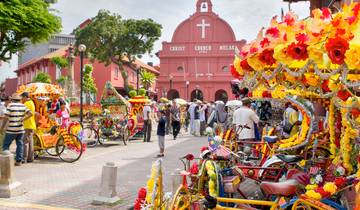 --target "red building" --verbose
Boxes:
[15,46,159,102]
[157,0,246,102]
